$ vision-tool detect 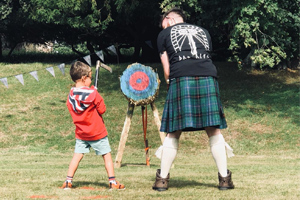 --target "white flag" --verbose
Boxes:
[15,74,24,85]
[83,55,91,66]
[29,71,39,81]
[96,51,104,62]
[57,63,65,75]
[107,45,117,55]
[46,67,55,77]
[0,77,8,88]
[145,40,153,49]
